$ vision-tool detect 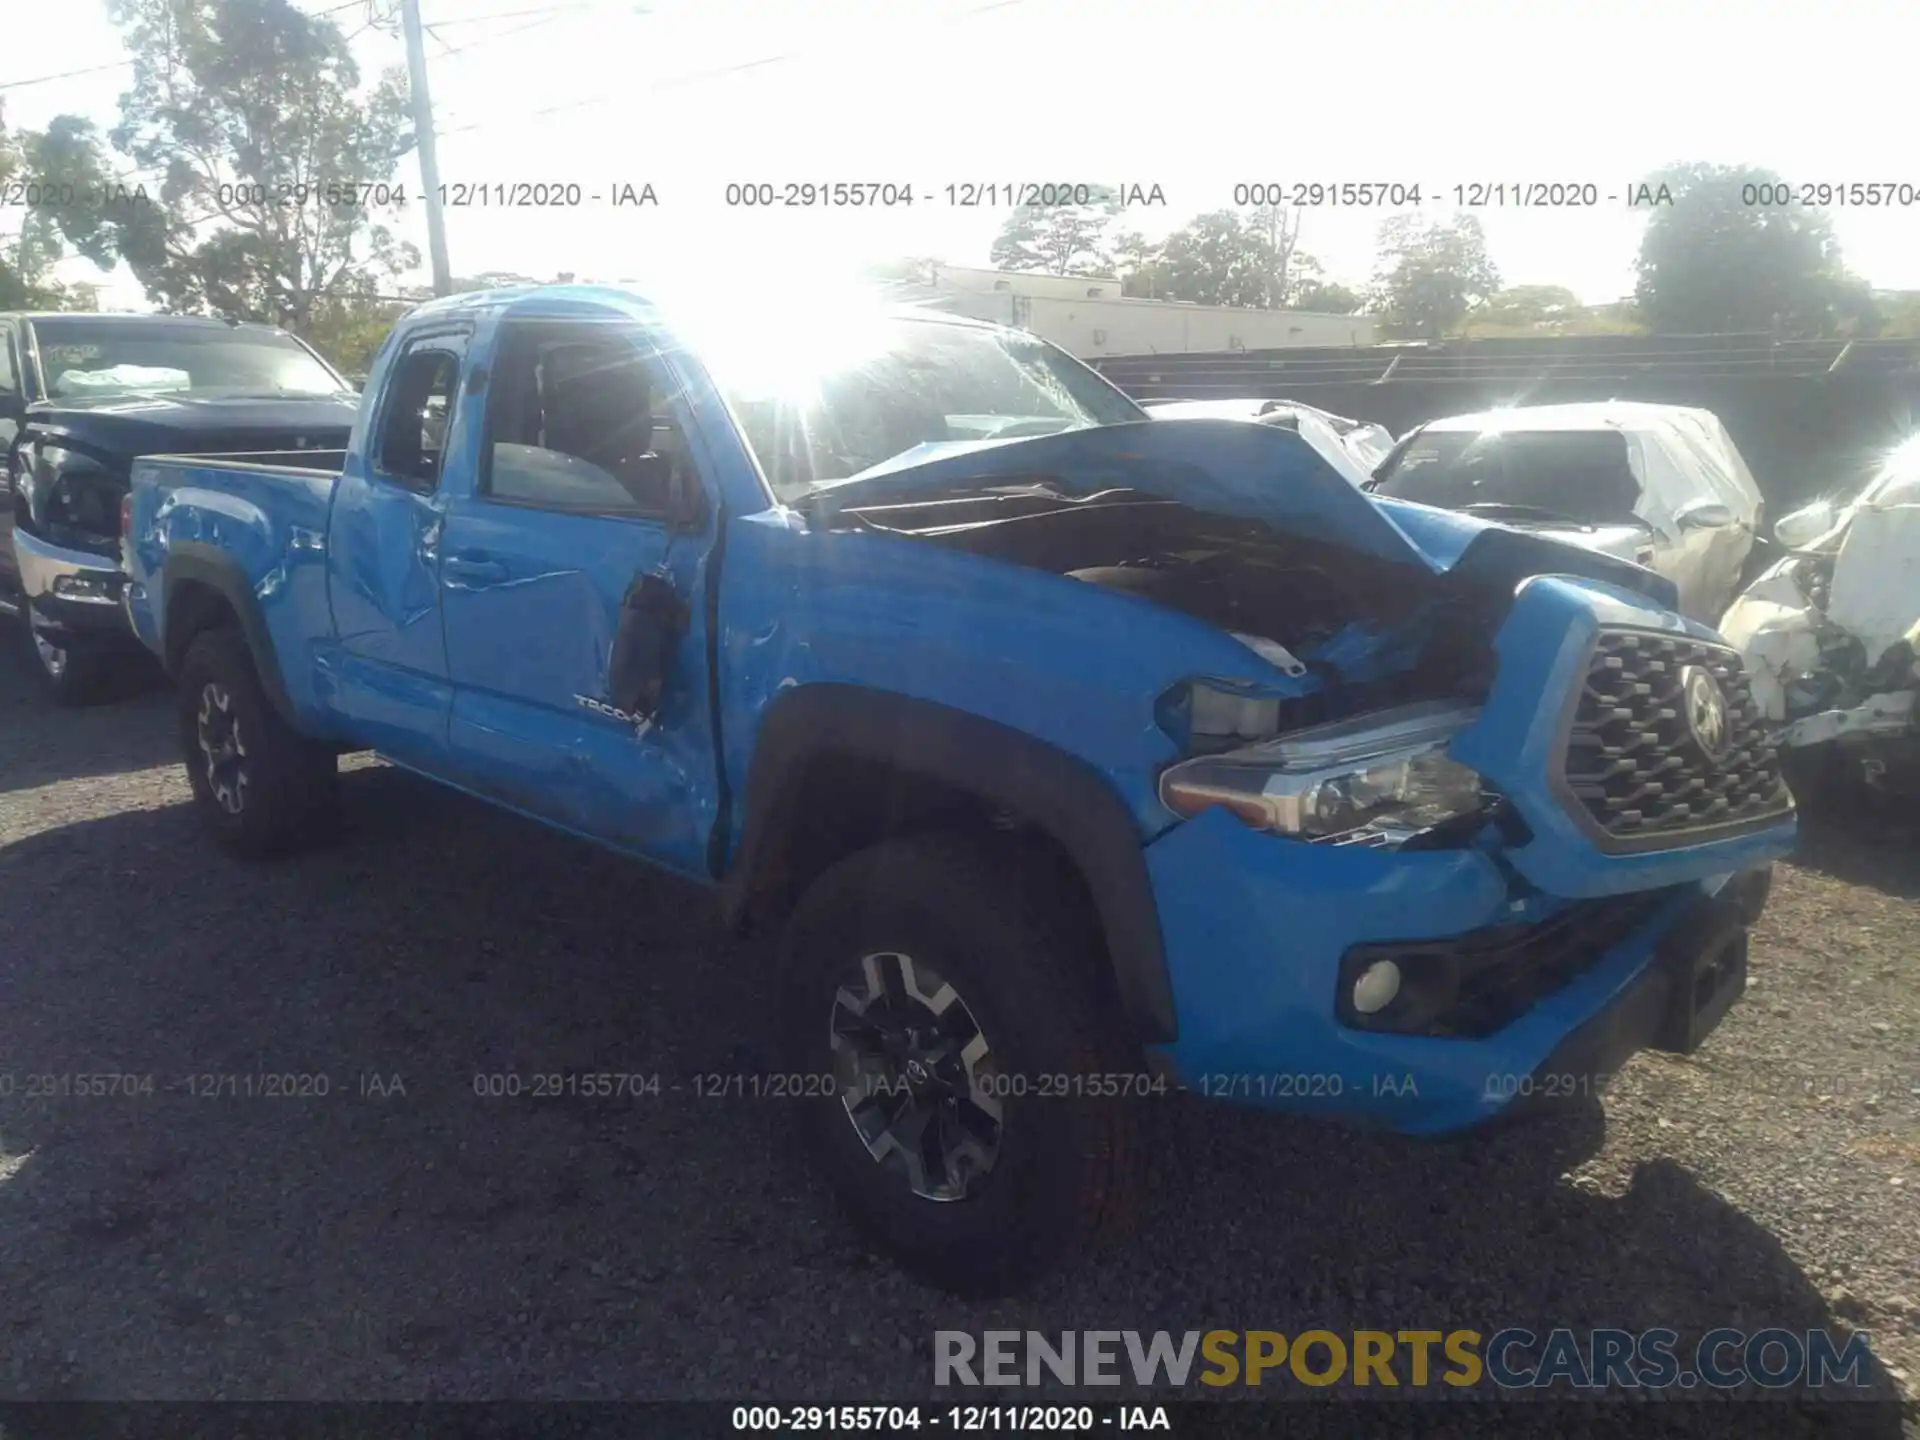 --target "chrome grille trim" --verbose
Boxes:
[1557,629,1792,850]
